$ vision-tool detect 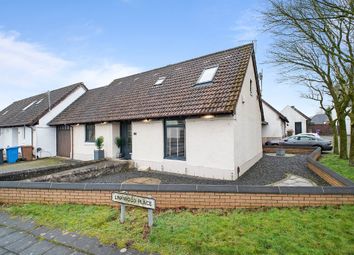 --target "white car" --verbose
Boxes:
[299,133,321,139]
